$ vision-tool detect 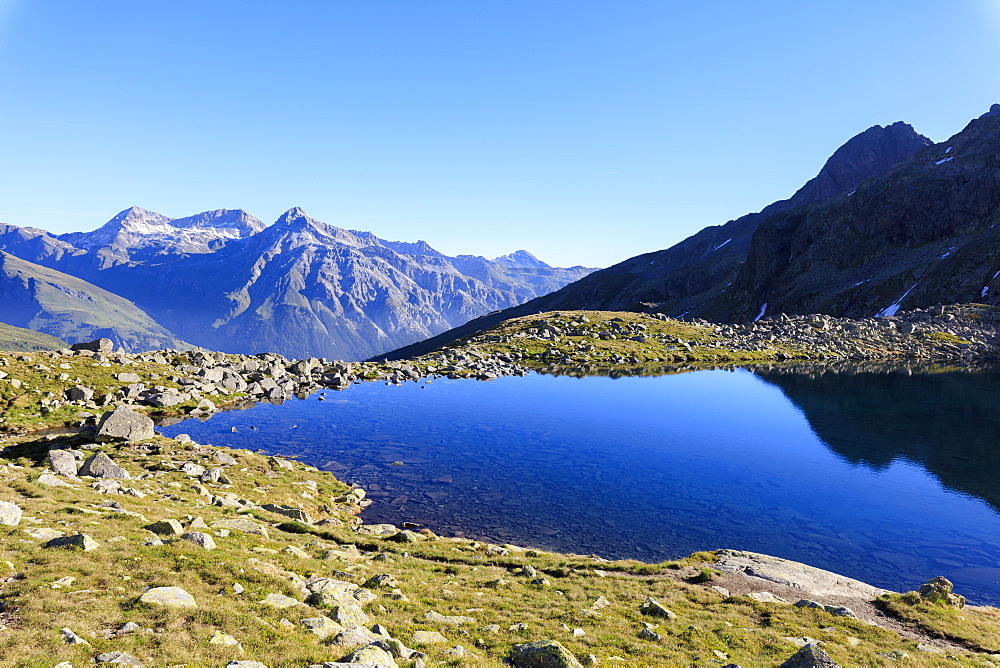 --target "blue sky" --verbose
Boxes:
[0,1,998,268]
